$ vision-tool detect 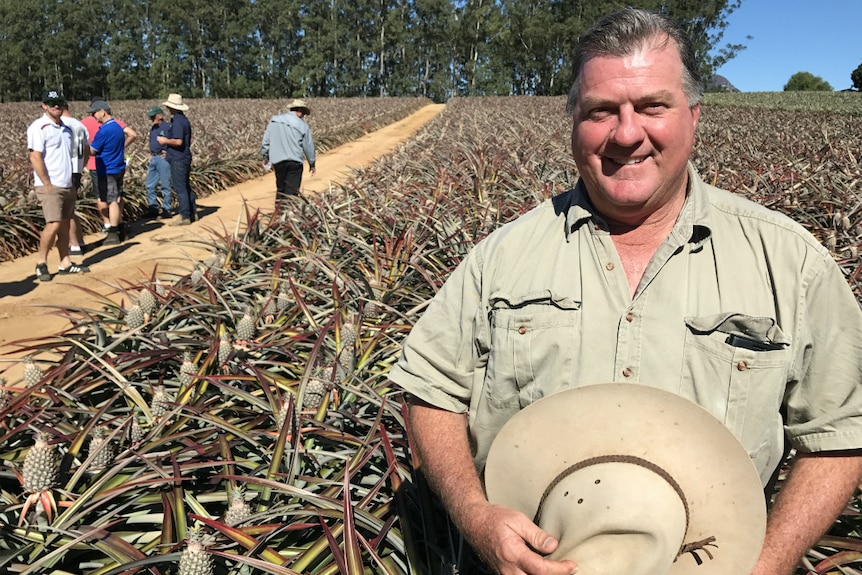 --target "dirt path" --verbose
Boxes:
[0,104,445,364]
